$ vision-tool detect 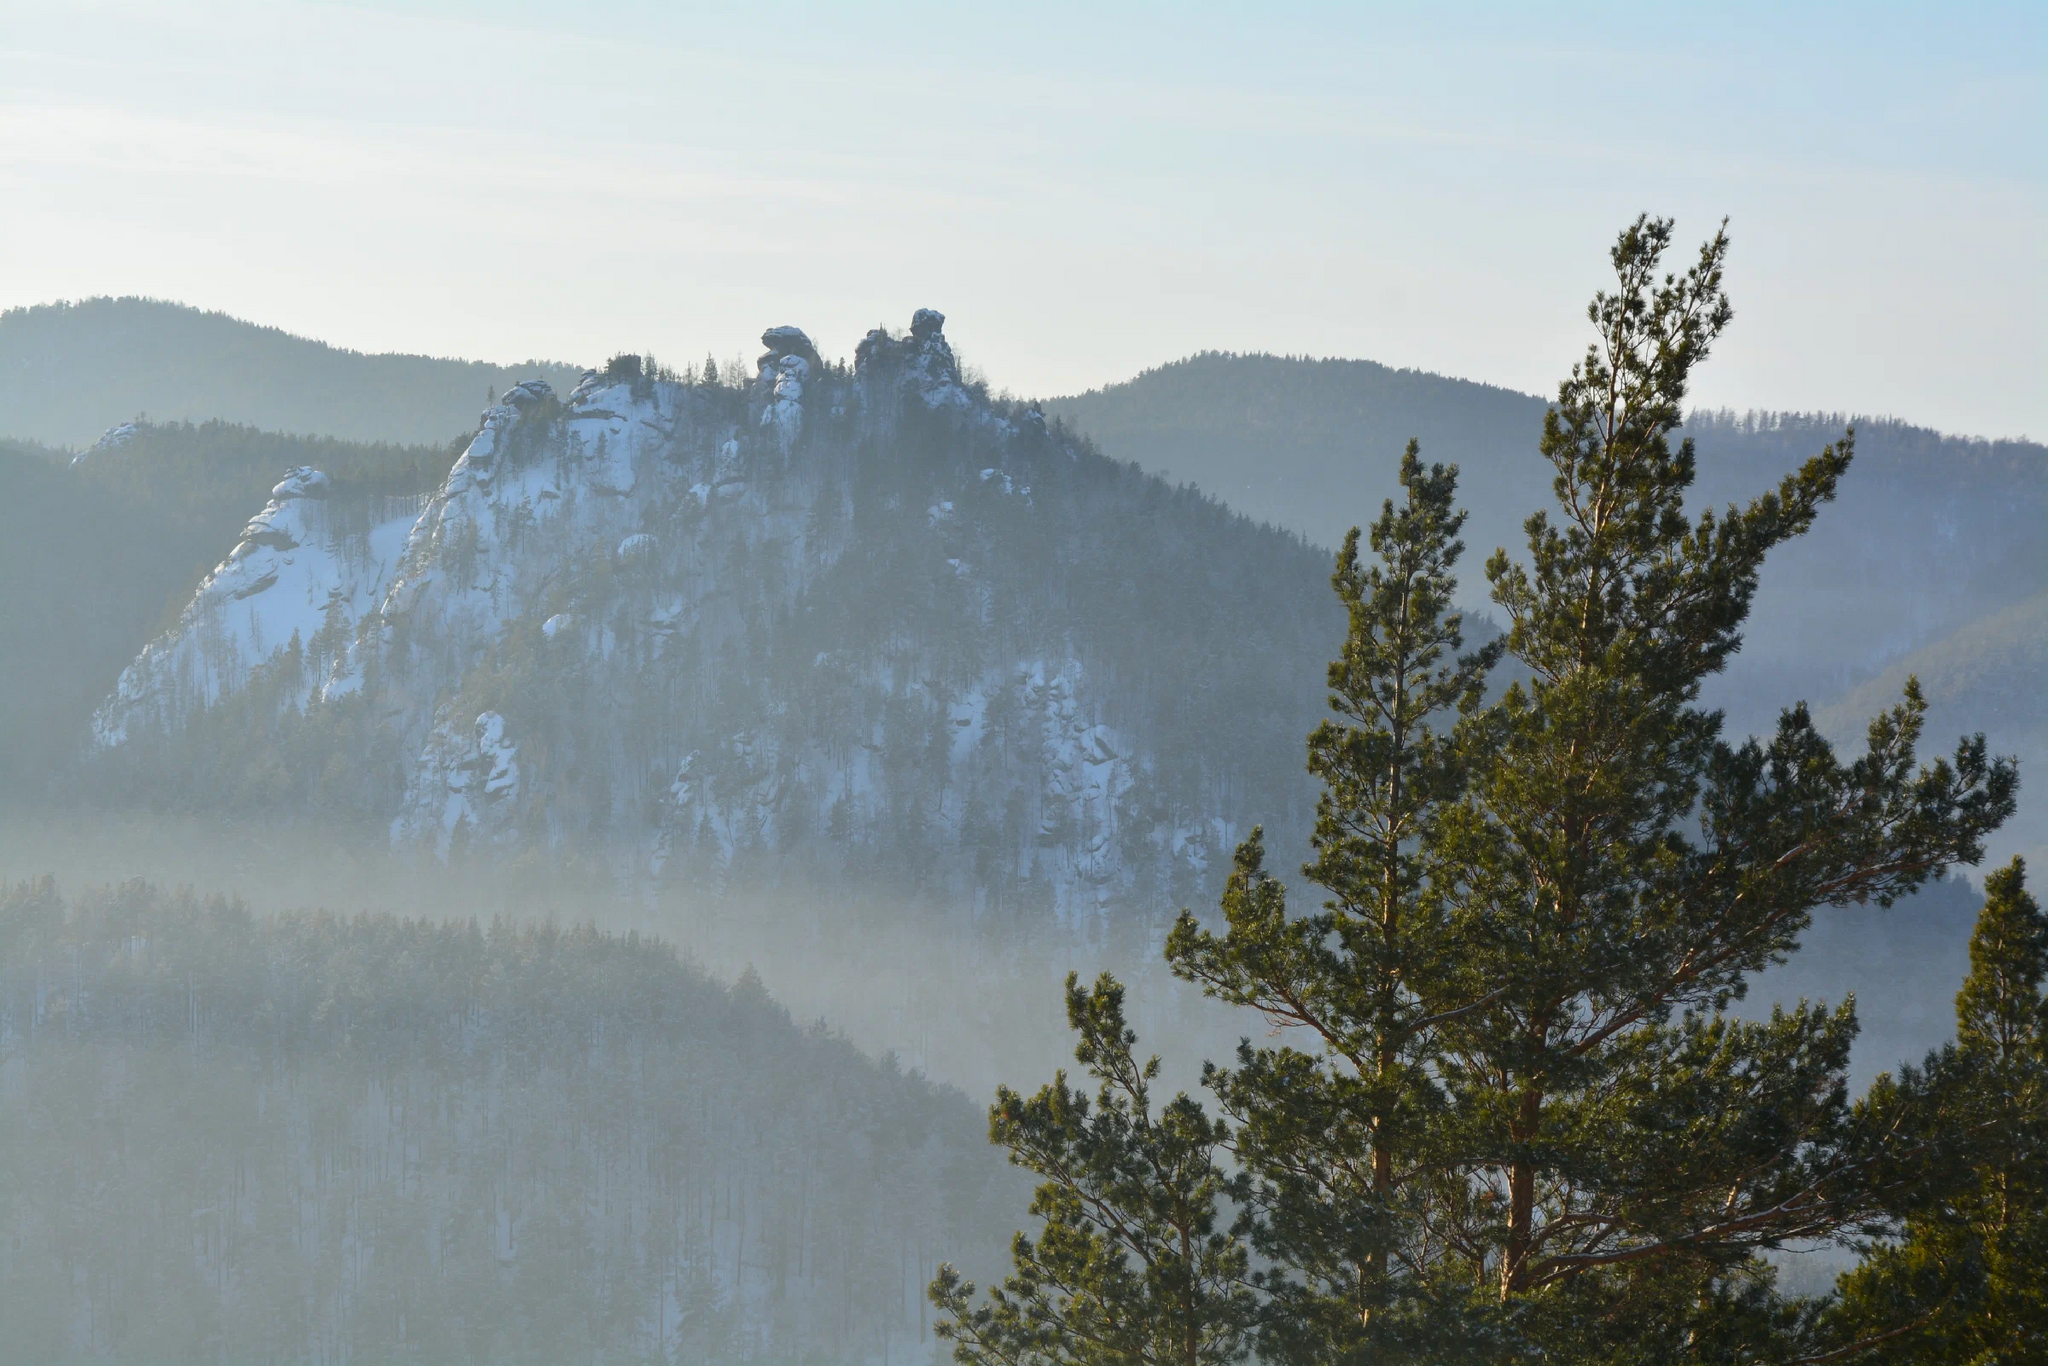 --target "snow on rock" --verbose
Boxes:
[907,309,970,410]
[1018,661,1136,894]
[397,709,522,854]
[352,373,668,700]
[765,357,808,452]
[476,712,519,797]
[72,422,140,465]
[979,468,1028,497]
[647,752,701,877]
[754,327,815,454]
[714,435,746,486]
[93,466,414,746]
[759,326,820,369]
[648,650,1156,921]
